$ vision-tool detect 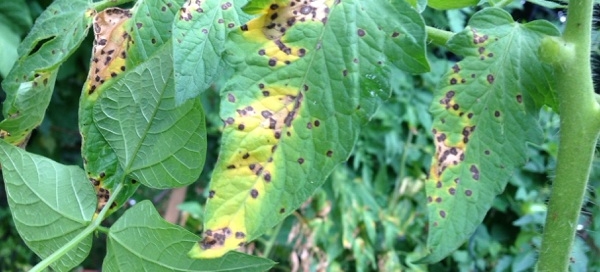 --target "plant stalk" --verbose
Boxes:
[29,183,124,272]
[537,0,600,270]
[425,26,454,47]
